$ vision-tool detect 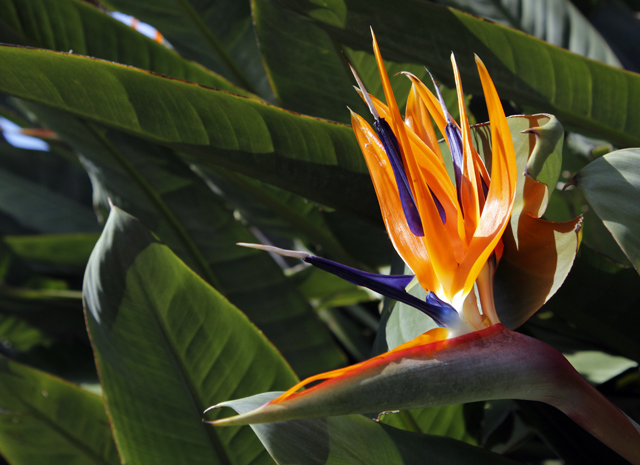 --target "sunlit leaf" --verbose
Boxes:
[574,149,640,272]
[0,45,379,224]
[440,0,621,67]
[271,0,640,147]
[101,0,273,99]
[83,206,298,465]
[29,107,345,377]
[0,0,250,96]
